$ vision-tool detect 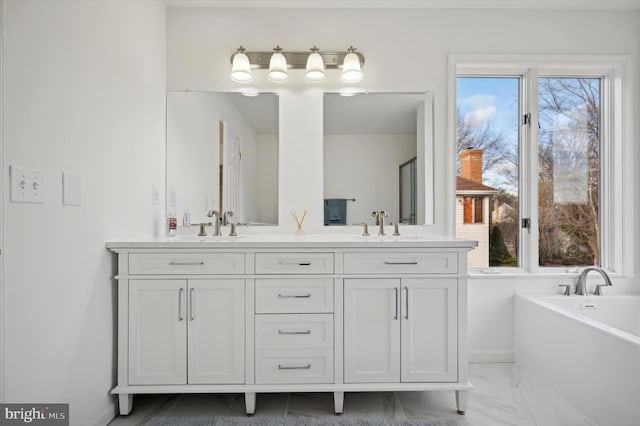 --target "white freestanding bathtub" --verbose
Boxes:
[515,295,640,426]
